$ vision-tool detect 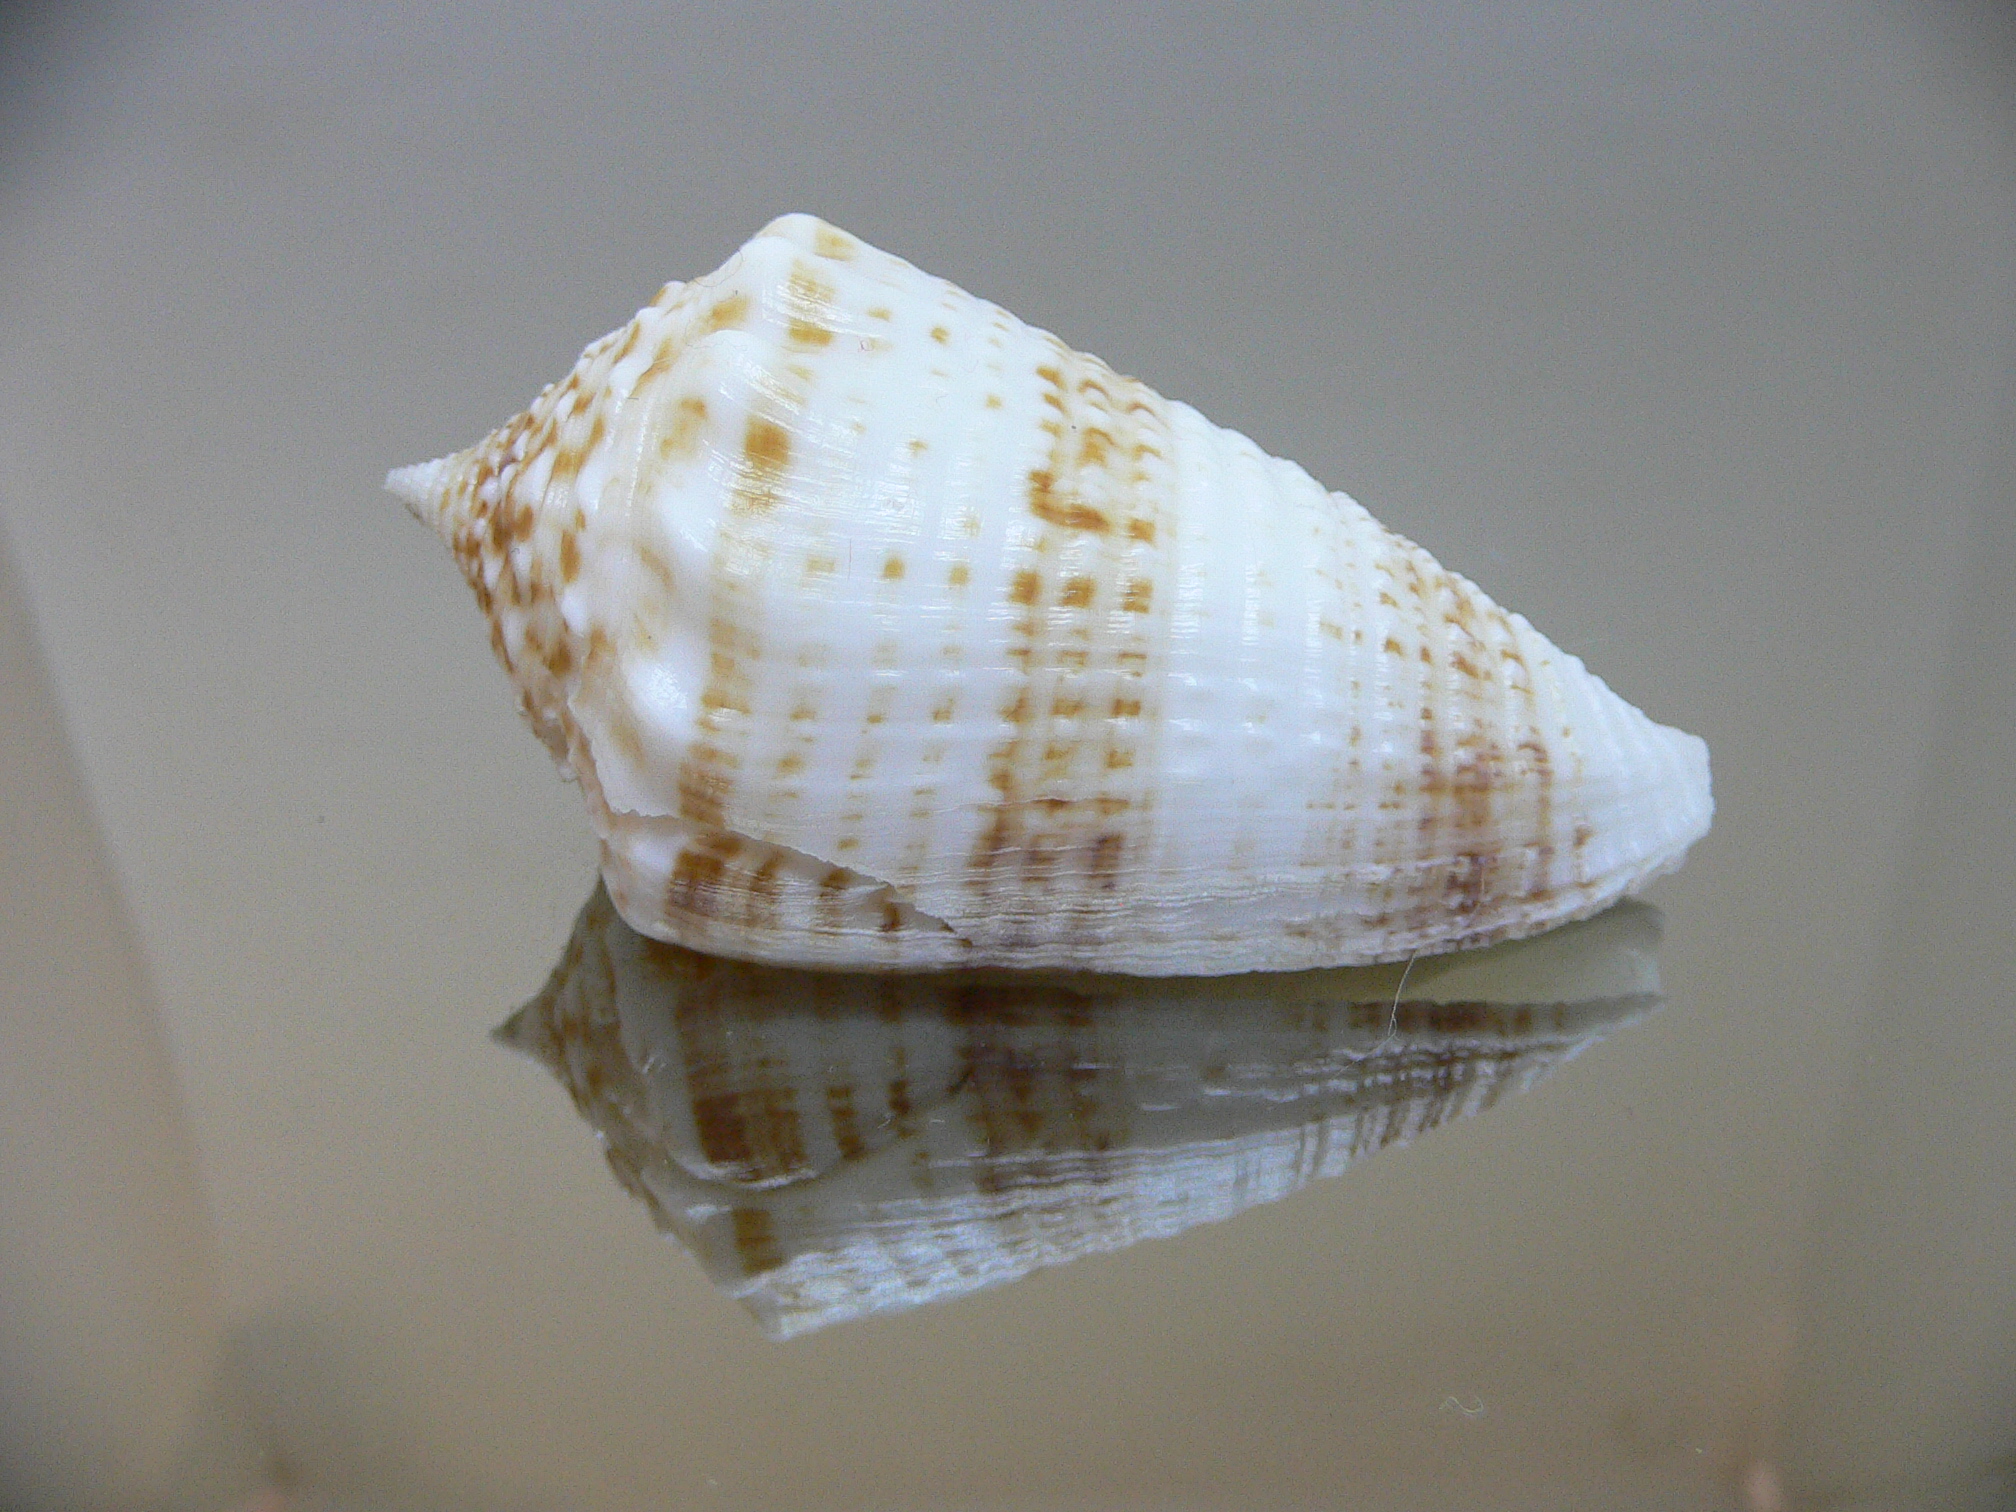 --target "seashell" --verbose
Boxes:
[391,215,1710,973]
[499,884,1664,1338]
